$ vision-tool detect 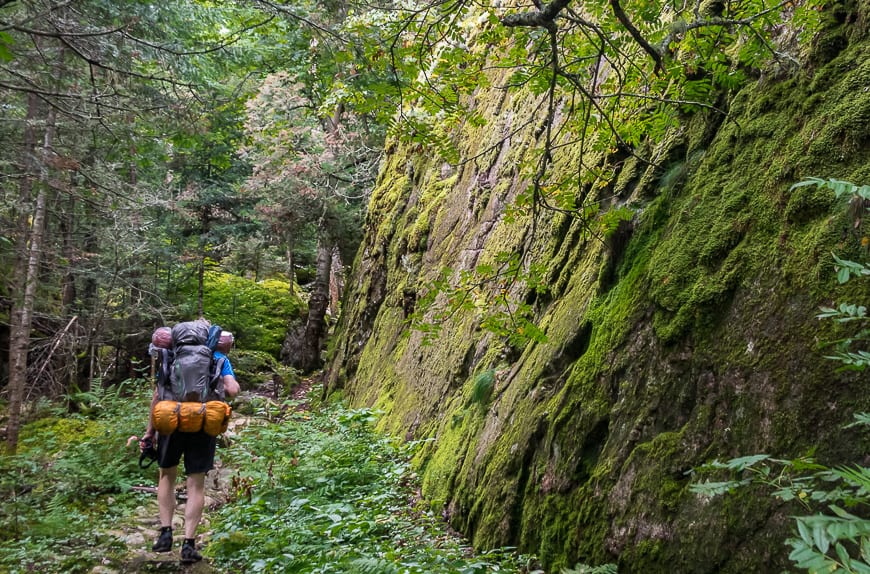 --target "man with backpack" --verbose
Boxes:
[140,320,240,564]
